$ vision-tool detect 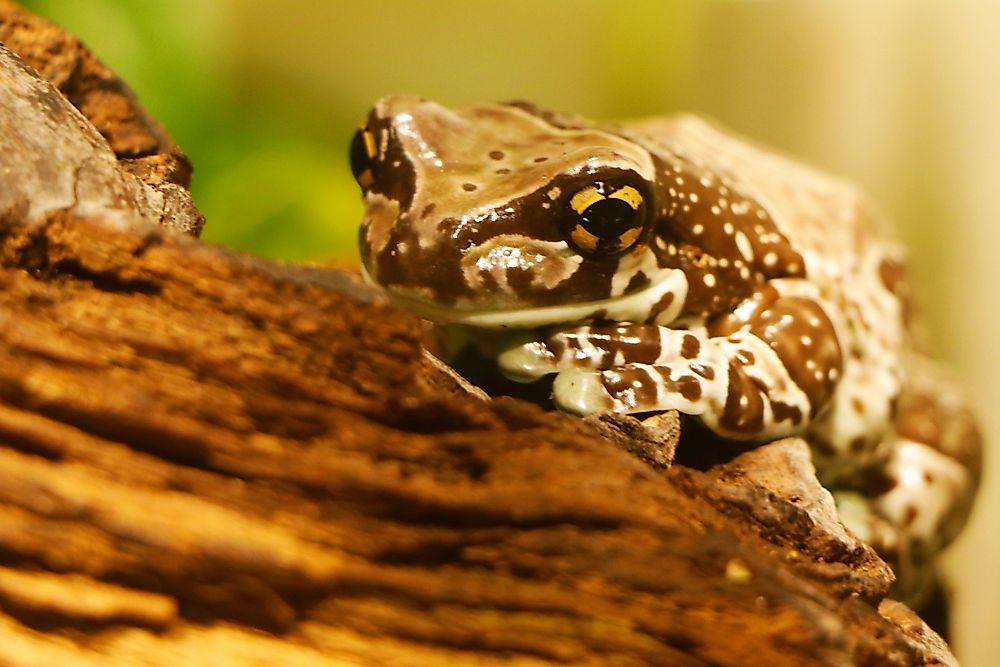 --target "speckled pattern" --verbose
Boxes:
[354,96,980,600]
